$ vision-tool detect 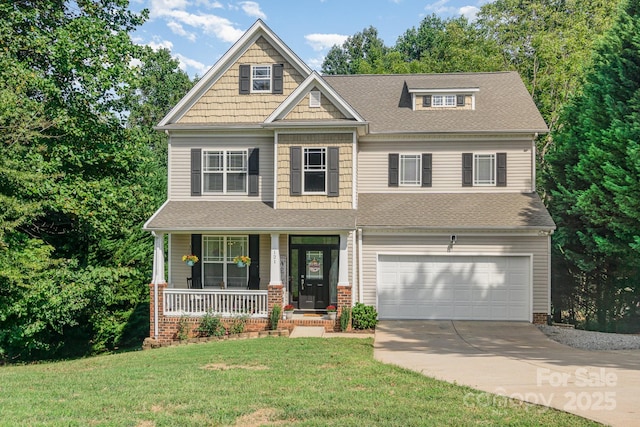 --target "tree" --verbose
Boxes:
[0,0,177,361]
[321,26,388,75]
[546,0,640,331]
